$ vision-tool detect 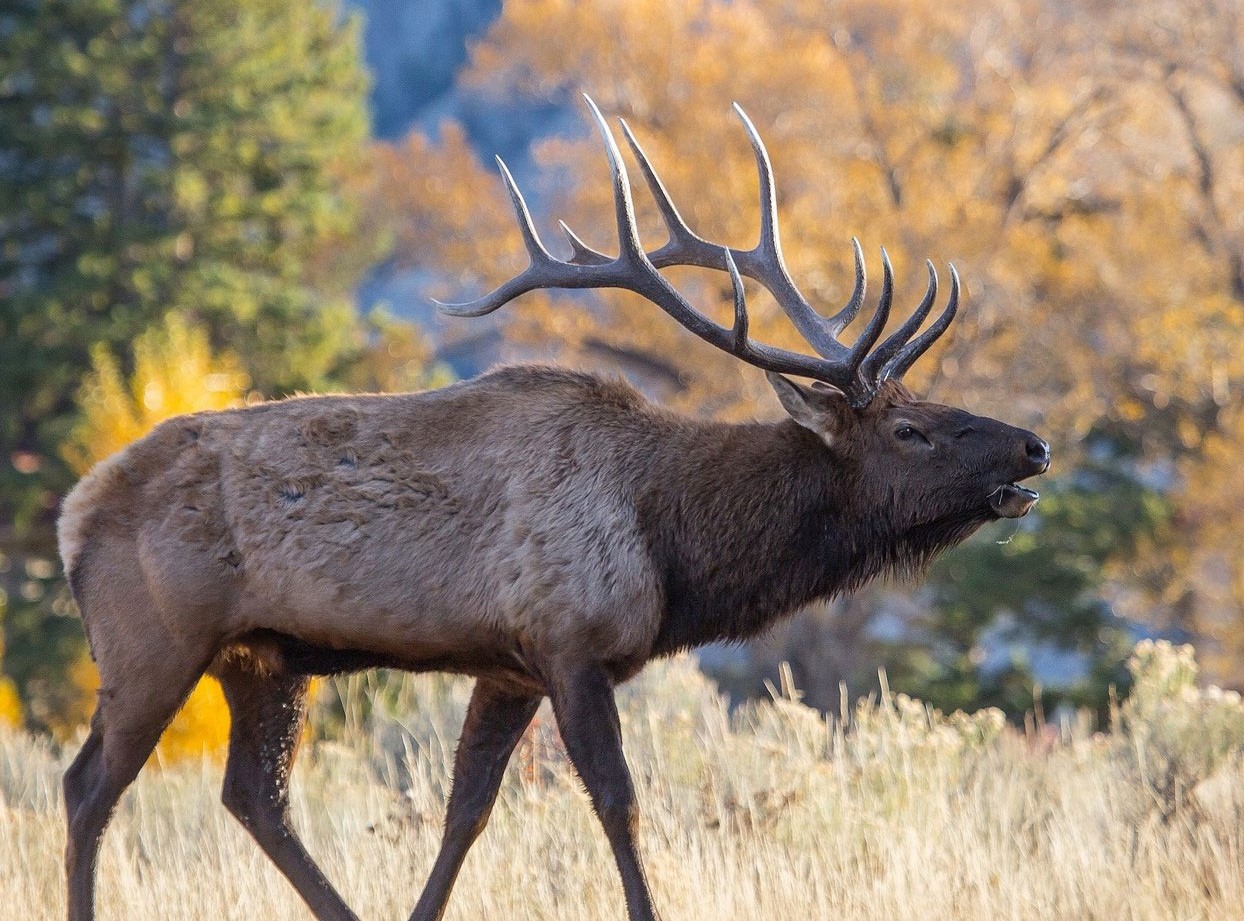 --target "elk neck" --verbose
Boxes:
[637,417,906,656]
